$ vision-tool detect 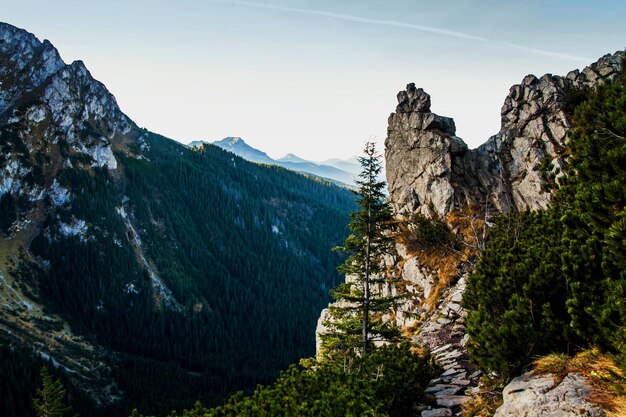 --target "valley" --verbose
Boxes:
[1,12,626,417]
